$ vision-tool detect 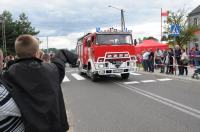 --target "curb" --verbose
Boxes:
[137,70,200,82]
